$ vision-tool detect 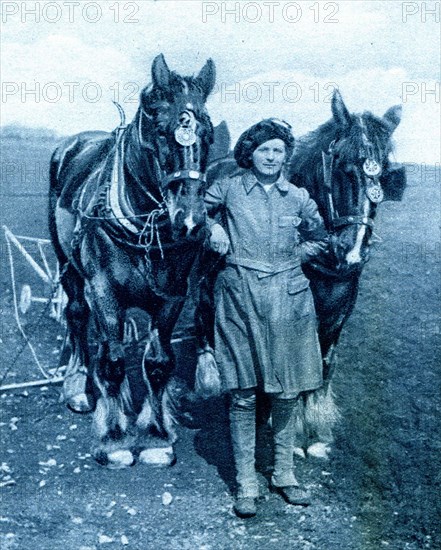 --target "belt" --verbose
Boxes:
[227,256,301,278]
